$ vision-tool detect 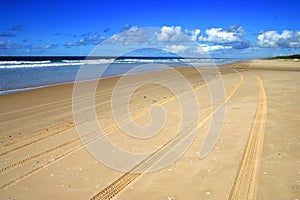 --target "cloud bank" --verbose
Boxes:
[155,26,189,42]
[163,44,188,53]
[3,23,299,56]
[154,25,249,54]
[257,30,300,48]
